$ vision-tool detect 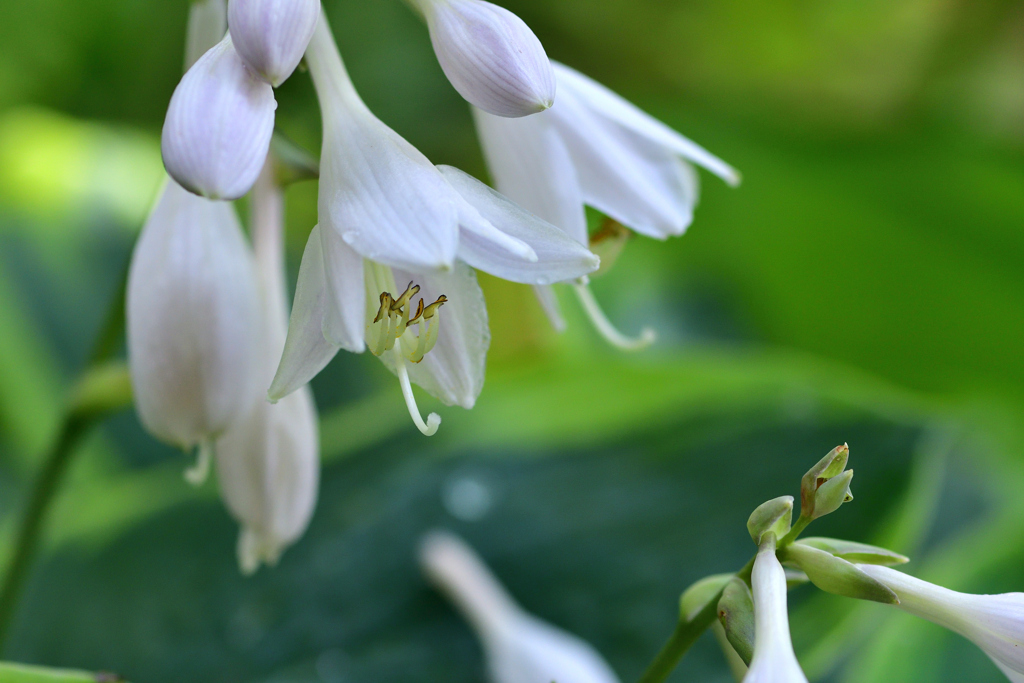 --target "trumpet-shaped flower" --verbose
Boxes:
[162,33,277,200]
[744,537,809,683]
[215,165,319,574]
[859,565,1024,681]
[127,180,261,482]
[420,531,621,683]
[474,62,740,349]
[228,0,320,86]
[408,0,555,117]
[306,11,583,274]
